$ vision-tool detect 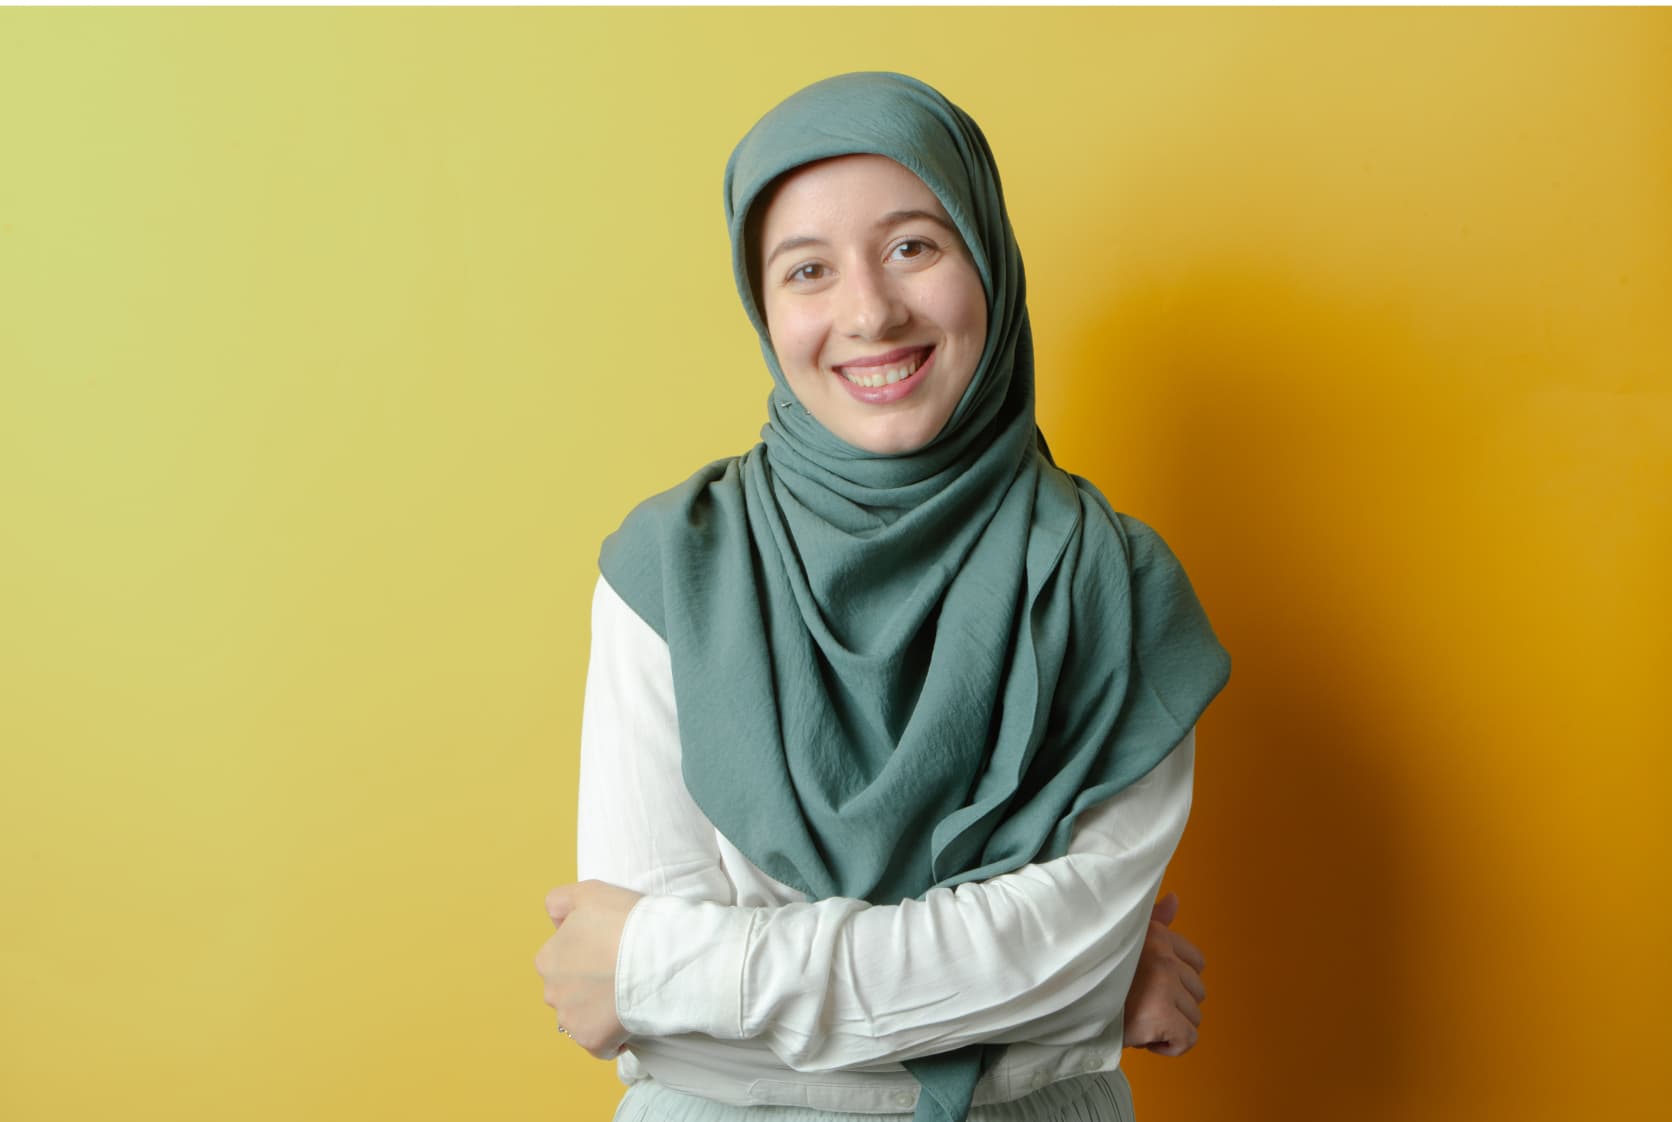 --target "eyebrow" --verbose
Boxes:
[763,209,959,268]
